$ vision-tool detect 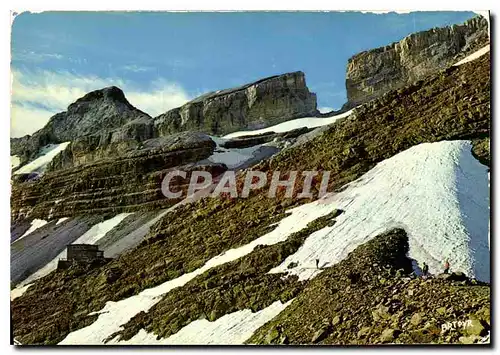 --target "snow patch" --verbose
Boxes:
[17,219,48,242]
[11,155,21,169]
[270,140,489,282]
[10,284,32,301]
[111,300,292,345]
[318,107,335,114]
[13,142,70,175]
[56,217,70,225]
[454,45,490,66]
[223,110,353,138]
[72,213,133,246]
